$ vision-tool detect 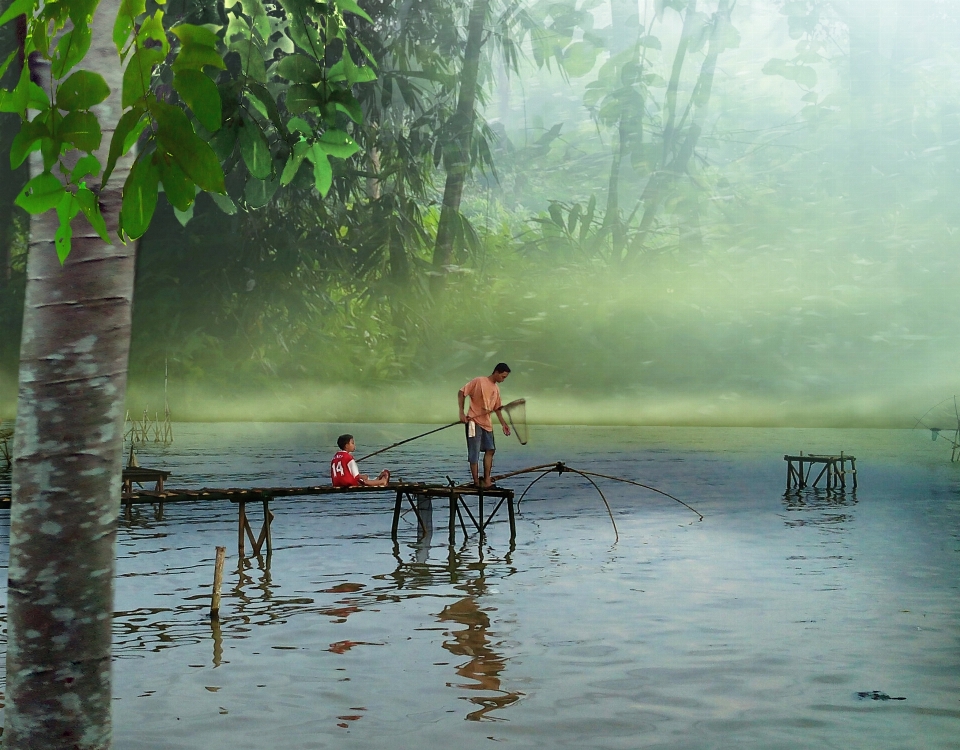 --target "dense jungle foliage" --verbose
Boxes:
[1,0,958,422]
